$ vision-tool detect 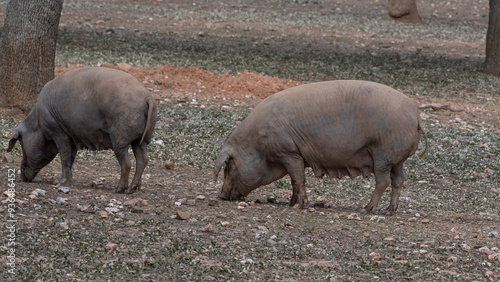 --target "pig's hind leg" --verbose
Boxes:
[113,146,131,193]
[125,140,149,194]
